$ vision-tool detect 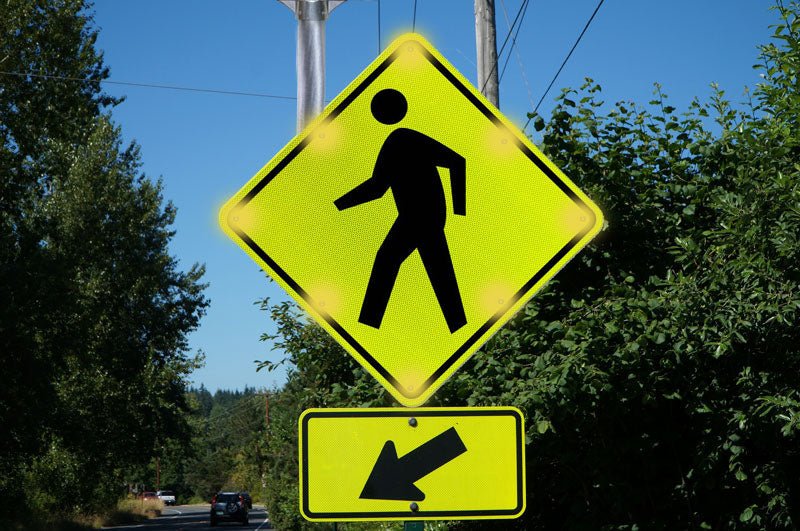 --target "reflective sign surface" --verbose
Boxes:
[220,34,603,406]
[299,407,526,521]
